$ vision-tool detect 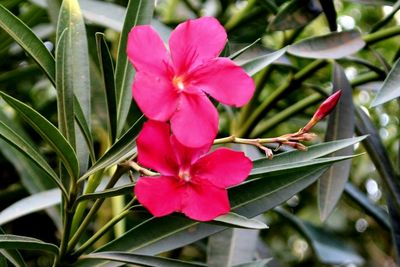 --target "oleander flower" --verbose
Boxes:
[127,17,255,147]
[134,120,252,221]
